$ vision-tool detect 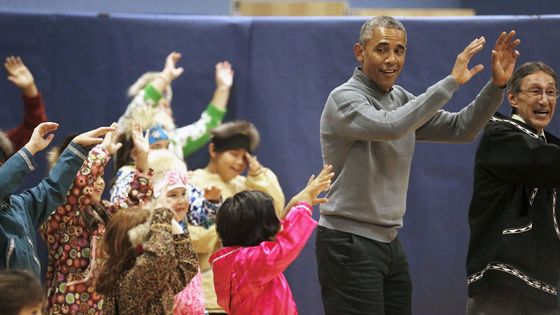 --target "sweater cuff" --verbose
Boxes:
[18,147,36,171]
[21,93,42,107]
[206,103,227,119]
[144,84,163,104]
[294,202,313,216]
[67,141,88,161]
[443,75,460,93]
[488,79,507,91]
